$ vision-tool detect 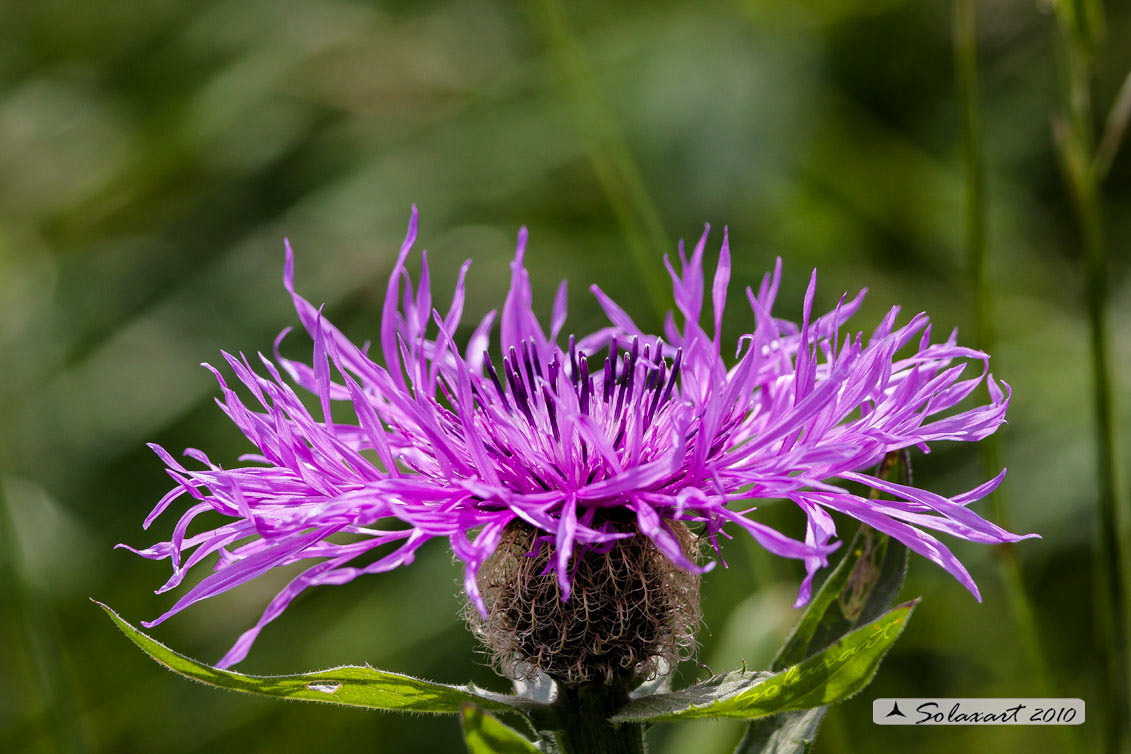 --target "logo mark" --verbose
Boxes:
[873,698,1085,726]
